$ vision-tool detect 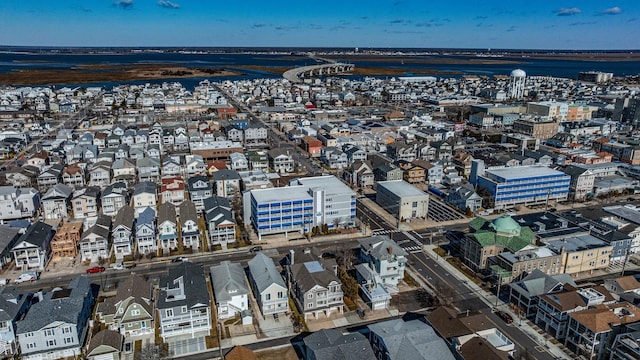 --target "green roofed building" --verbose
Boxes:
[462,215,536,272]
